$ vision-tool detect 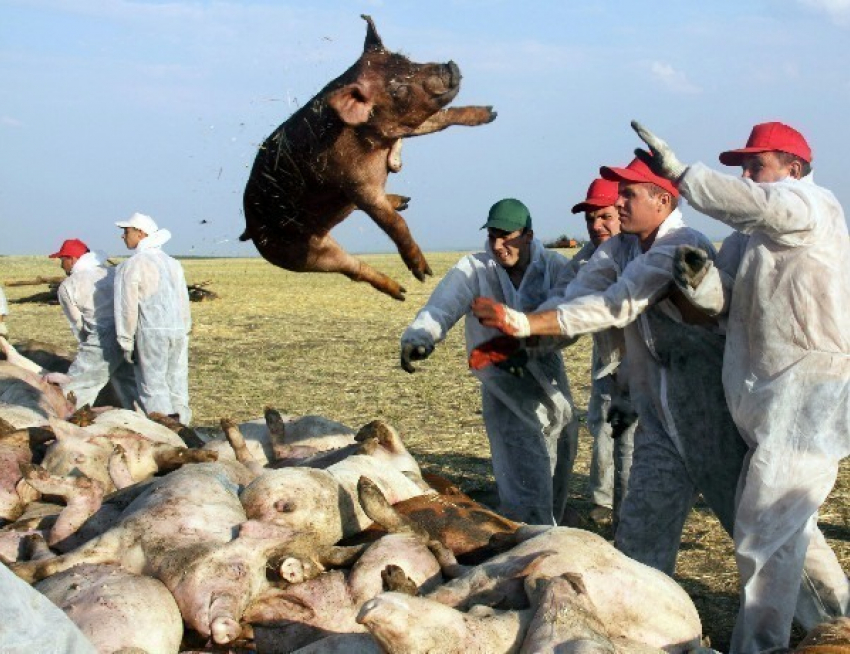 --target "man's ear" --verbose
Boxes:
[789,158,804,180]
[327,82,374,126]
